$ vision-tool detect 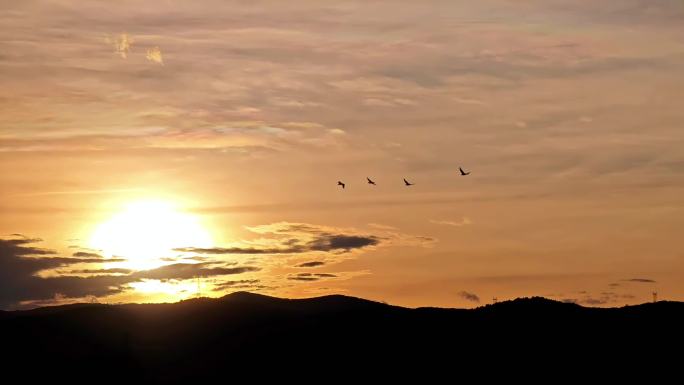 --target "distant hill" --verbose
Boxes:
[2,292,682,382]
